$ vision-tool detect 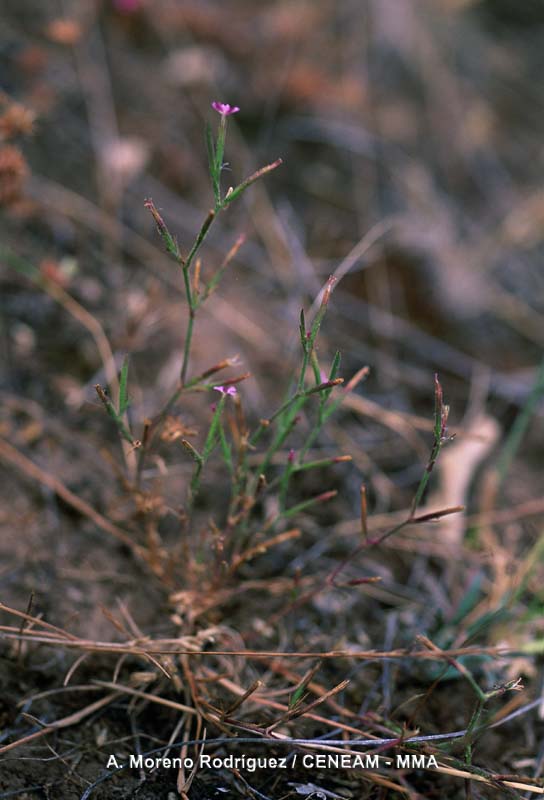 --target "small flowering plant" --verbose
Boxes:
[90,99,458,646]
[95,102,367,586]
[206,100,281,210]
